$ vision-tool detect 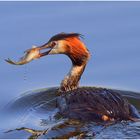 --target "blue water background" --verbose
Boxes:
[0,1,140,107]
